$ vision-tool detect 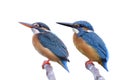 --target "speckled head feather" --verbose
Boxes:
[33,22,51,30]
[73,21,94,31]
